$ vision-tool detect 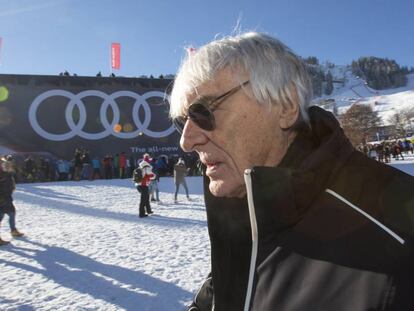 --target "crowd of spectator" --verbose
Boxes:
[4,148,201,184]
[4,138,412,184]
[58,70,172,79]
[359,138,414,163]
